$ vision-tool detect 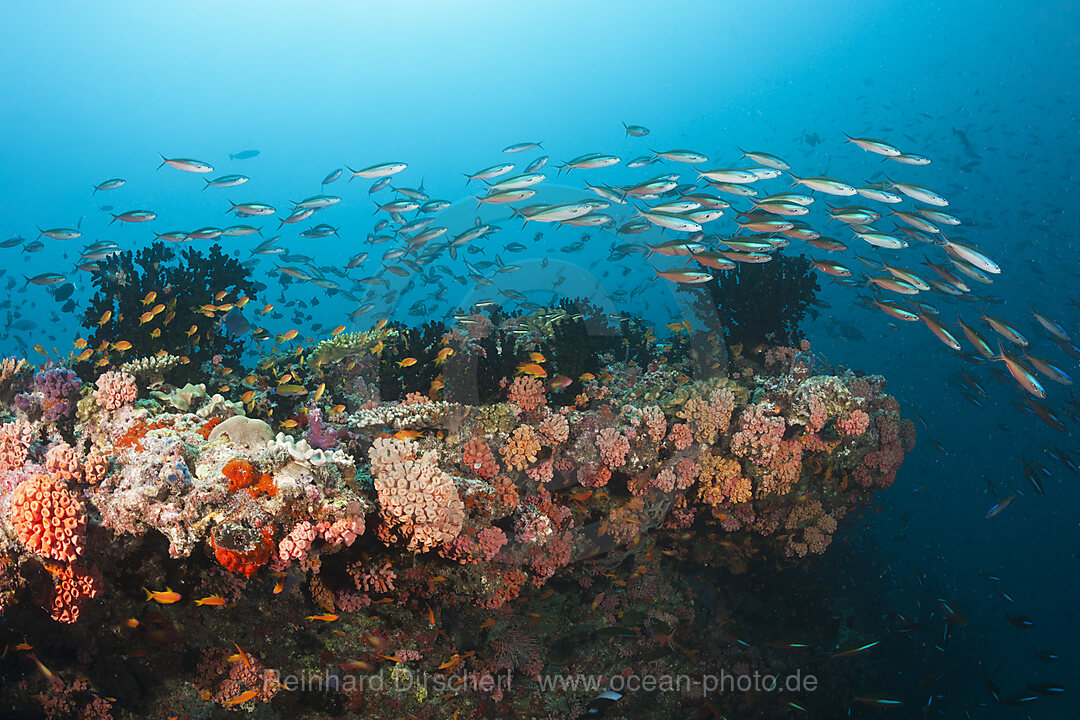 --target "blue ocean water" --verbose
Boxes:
[2,1,1079,716]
